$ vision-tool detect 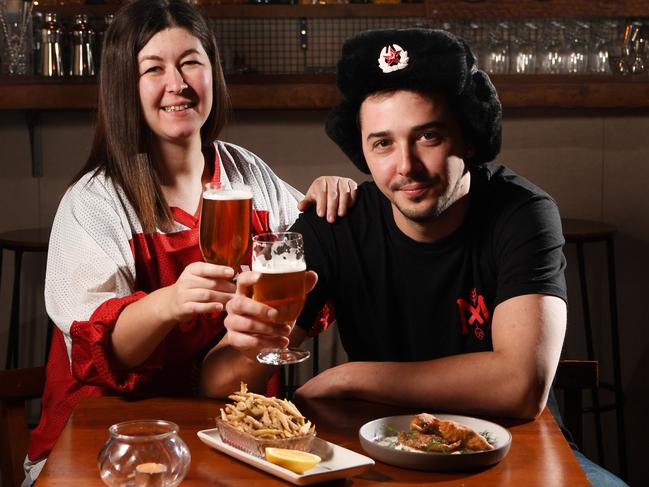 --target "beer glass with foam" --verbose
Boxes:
[199,182,252,272]
[252,232,310,365]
